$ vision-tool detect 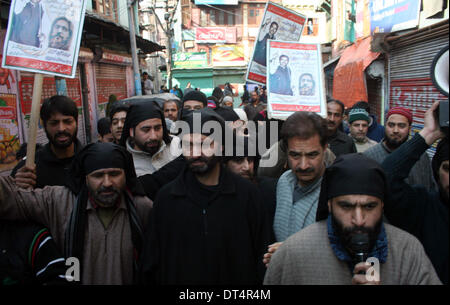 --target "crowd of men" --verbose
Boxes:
[0,83,447,286]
